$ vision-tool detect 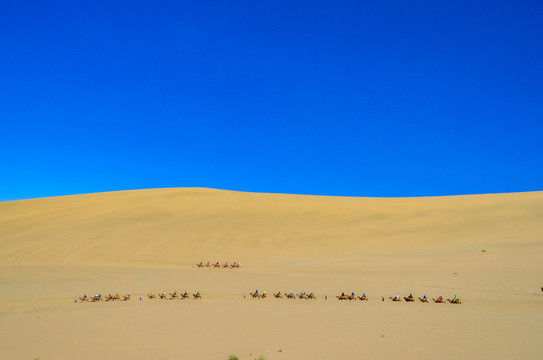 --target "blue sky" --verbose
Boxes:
[1,1,542,201]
